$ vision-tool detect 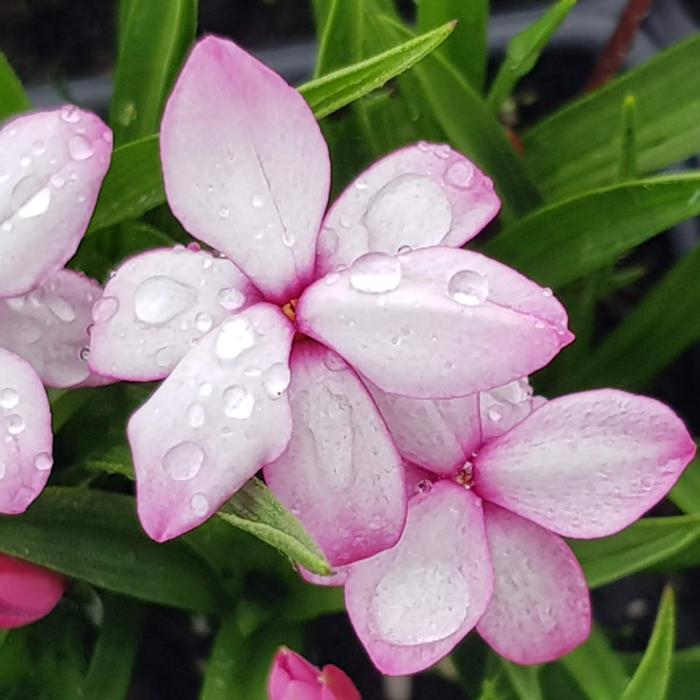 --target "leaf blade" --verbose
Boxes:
[0,52,30,121]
